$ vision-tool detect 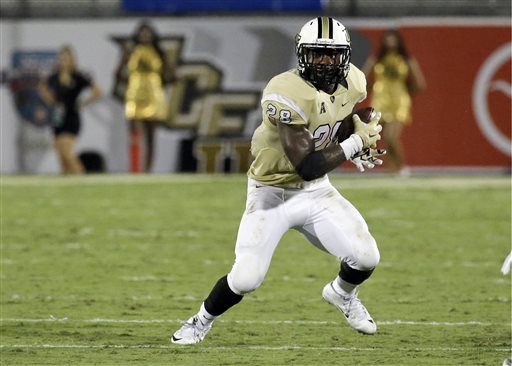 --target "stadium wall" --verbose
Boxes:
[0,17,510,174]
